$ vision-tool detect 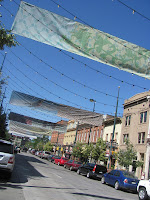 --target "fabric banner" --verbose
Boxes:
[9,91,104,126]
[11,1,150,79]
[9,112,67,133]
[9,121,45,138]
